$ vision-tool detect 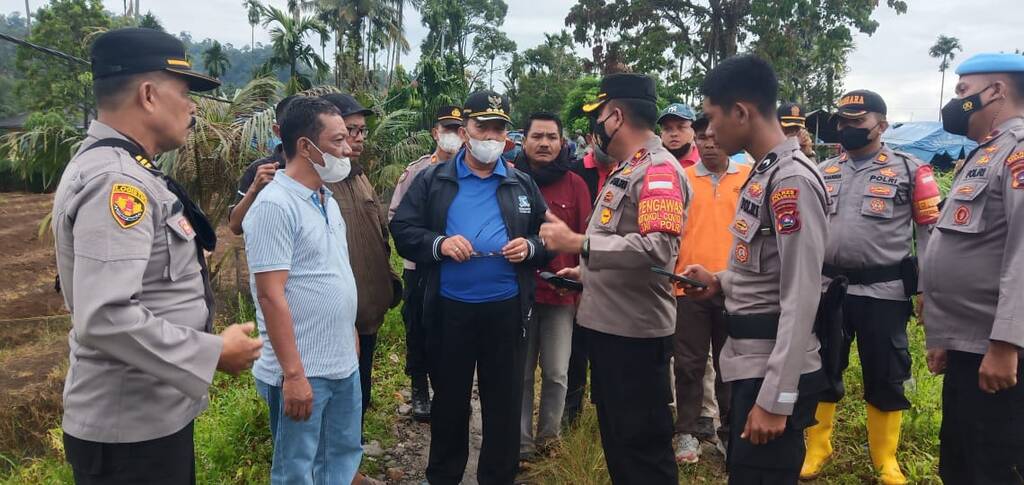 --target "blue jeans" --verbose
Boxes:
[255,372,363,485]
